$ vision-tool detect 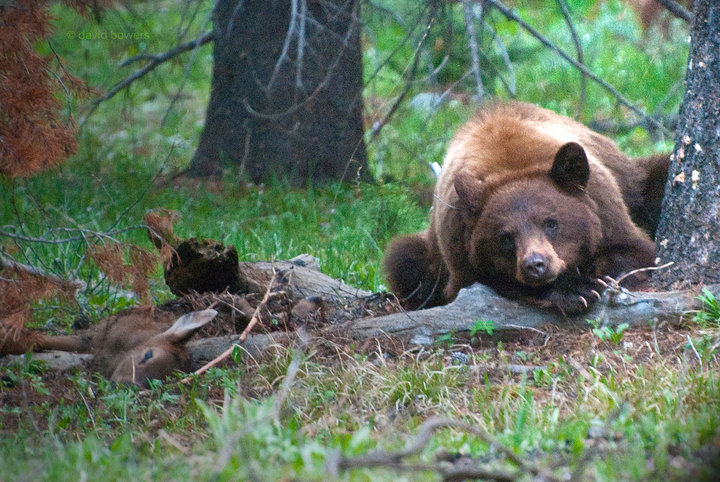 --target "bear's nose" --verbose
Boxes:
[522,254,549,280]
